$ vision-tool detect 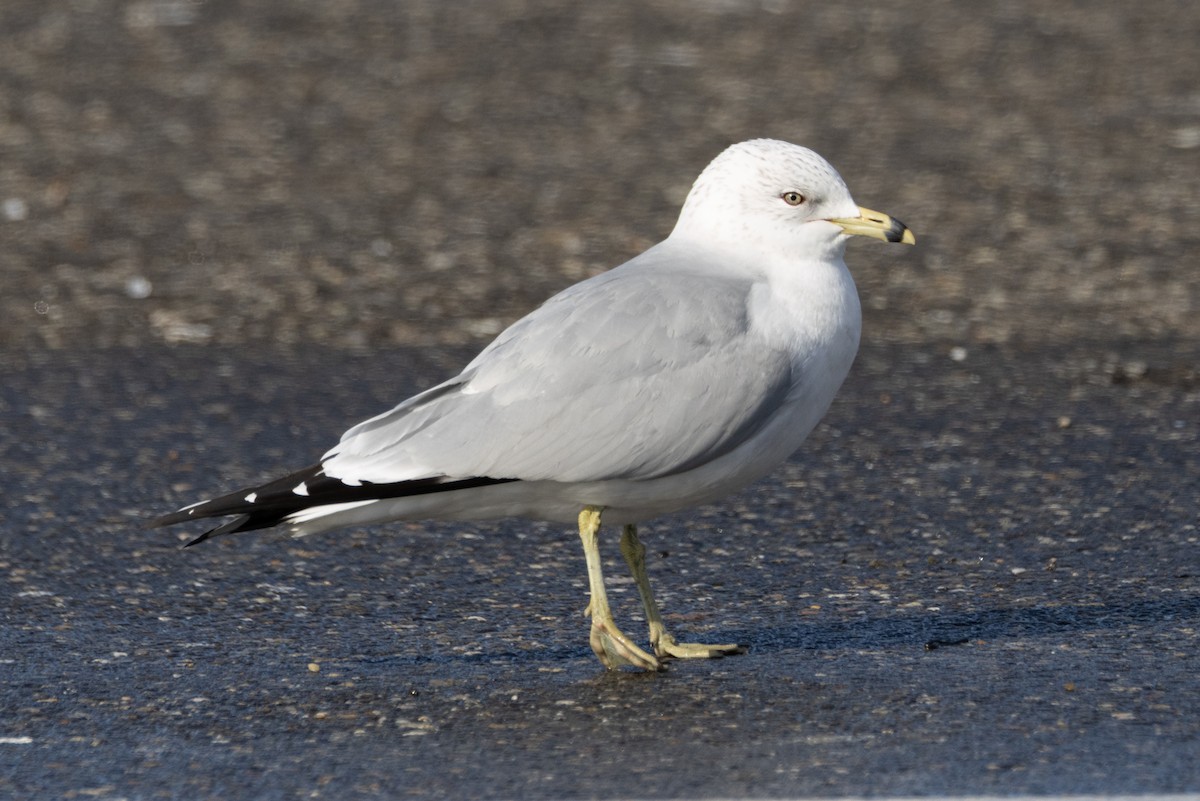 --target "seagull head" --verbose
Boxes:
[670,139,914,259]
